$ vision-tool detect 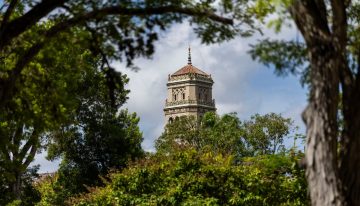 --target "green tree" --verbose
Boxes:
[156,113,246,158]
[156,115,203,153]
[156,112,295,158]
[44,110,143,204]
[201,112,246,156]
[243,113,293,155]
[0,22,138,203]
[0,28,94,201]
[42,66,143,204]
[249,1,360,204]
